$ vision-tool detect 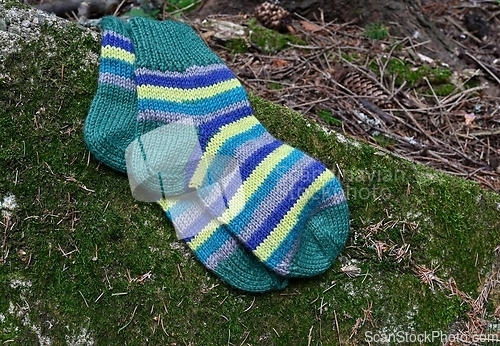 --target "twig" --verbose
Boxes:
[239,331,250,346]
[118,305,138,333]
[243,297,256,312]
[168,0,202,16]
[459,128,500,137]
[160,316,169,336]
[334,310,341,345]
[323,282,337,293]
[95,291,104,303]
[307,325,314,346]
[177,264,183,280]
[111,292,128,296]
[465,51,500,85]
[424,77,464,153]
[113,0,127,16]
[79,291,89,308]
